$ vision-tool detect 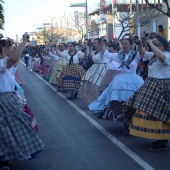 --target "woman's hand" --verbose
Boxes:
[135,39,142,45]
[23,33,29,43]
[146,39,153,45]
